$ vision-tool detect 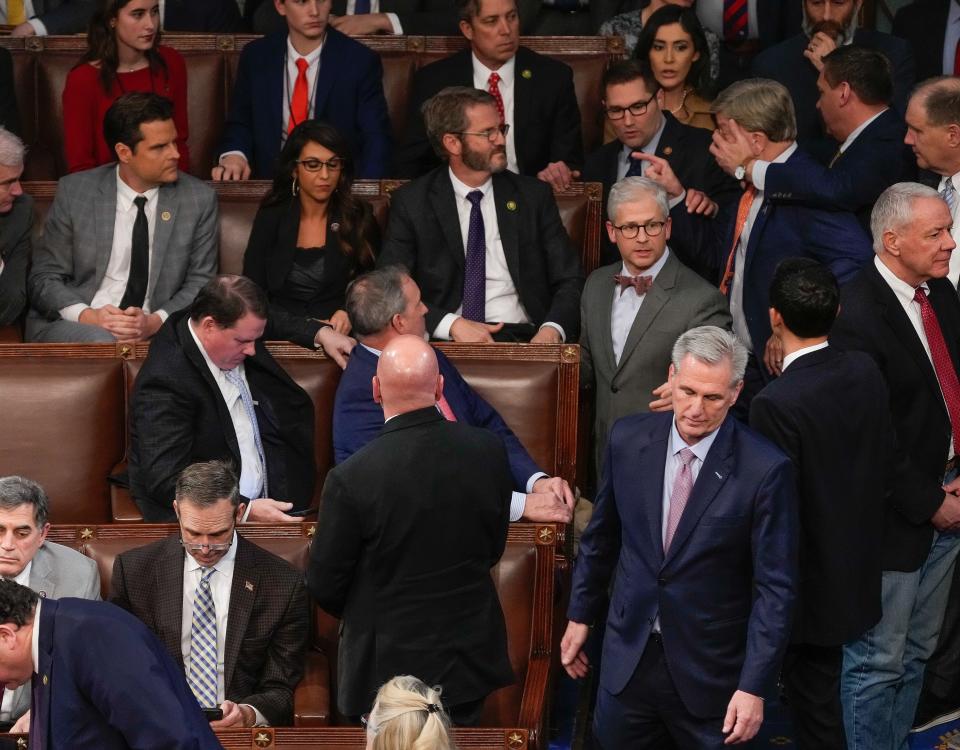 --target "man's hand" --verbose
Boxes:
[931,492,960,531]
[10,22,35,37]
[763,334,783,377]
[79,305,160,341]
[710,119,755,179]
[329,12,393,35]
[246,498,299,523]
[649,380,672,411]
[9,710,29,734]
[533,476,576,512]
[212,154,251,181]
[630,153,685,199]
[537,161,580,191]
[315,325,355,368]
[210,701,254,729]
[450,318,504,343]
[722,690,764,744]
[803,31,838,72]
[530,326,562,344]
[522,491,574,523]
[119,307,162,341]
[560,621,591,679]
[326,309,352,335]
[685,189,719,217]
